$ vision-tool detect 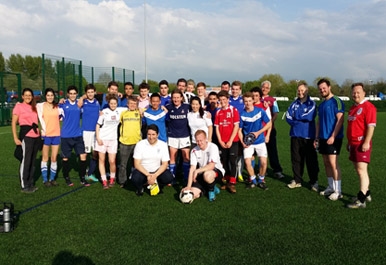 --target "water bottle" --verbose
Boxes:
[3,207,11,232]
